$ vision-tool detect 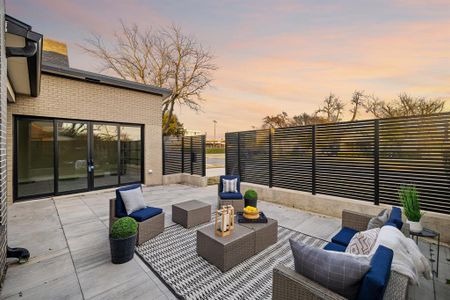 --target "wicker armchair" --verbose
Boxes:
[272,209,410,300]
[109,199,164,245]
